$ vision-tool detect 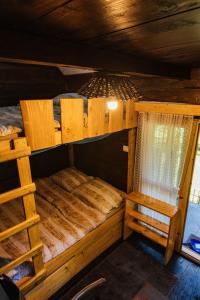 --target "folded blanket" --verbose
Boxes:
[72,178,123,214]
[36,178,105,233]
[0,195,86,263]
[50,167,93,192]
